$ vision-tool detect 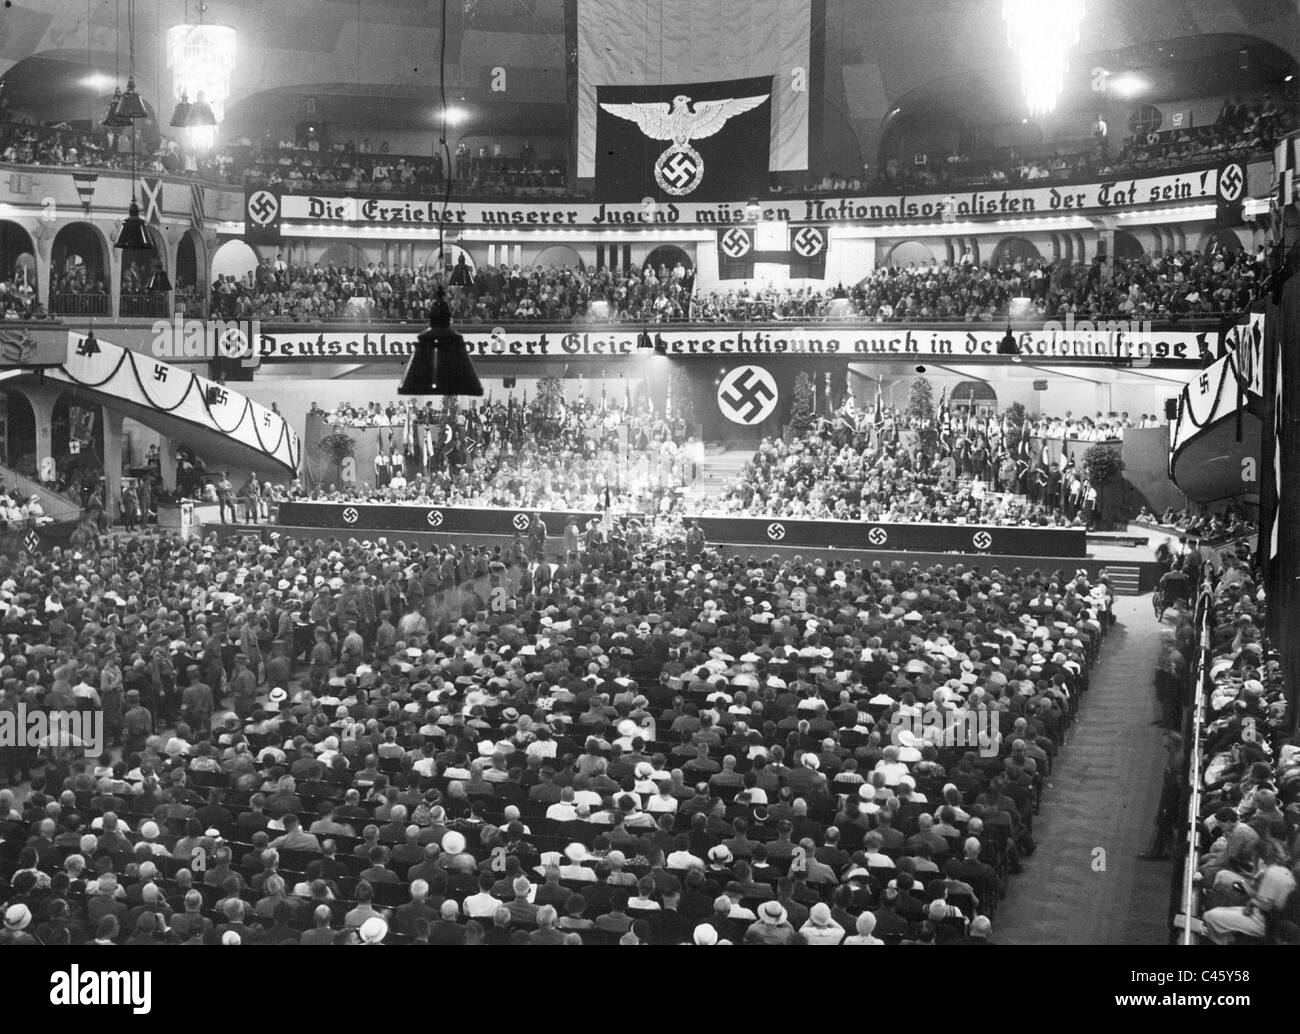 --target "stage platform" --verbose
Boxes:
[220,523,1163,594]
